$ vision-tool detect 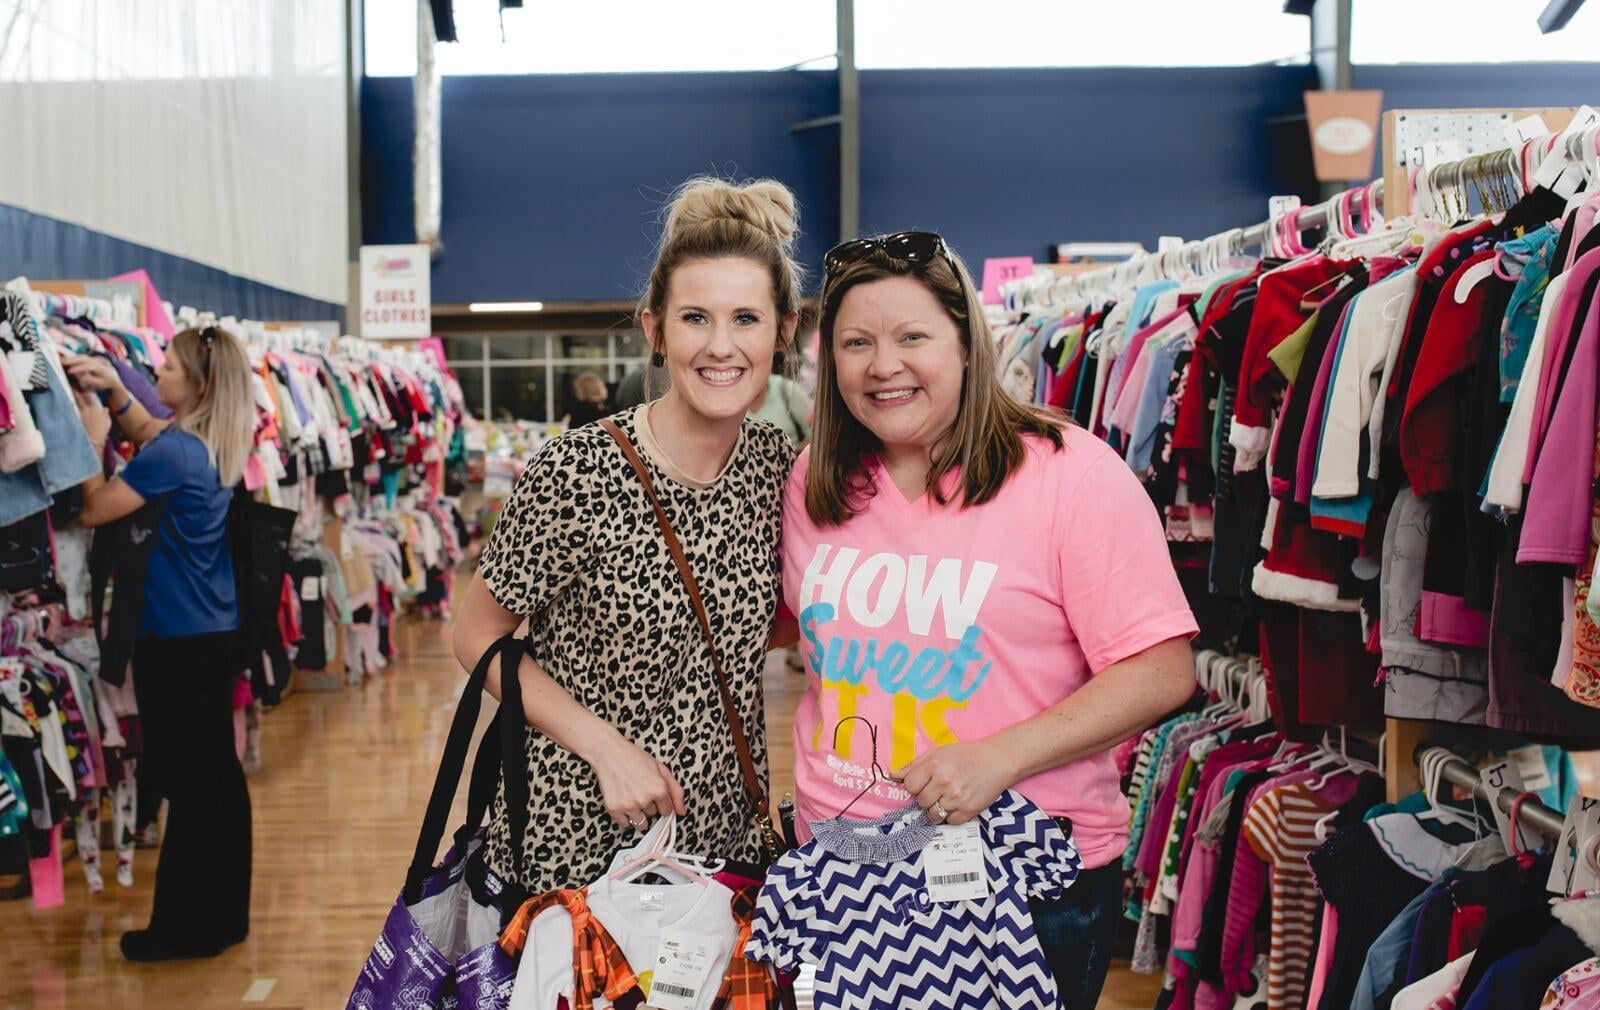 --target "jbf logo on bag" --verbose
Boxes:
[373,935,397,968]
[482,871,502,897]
